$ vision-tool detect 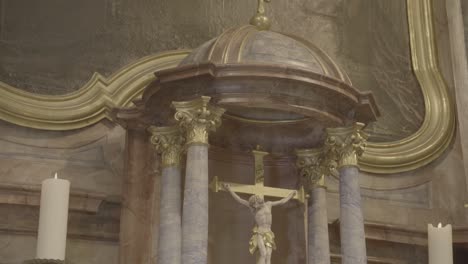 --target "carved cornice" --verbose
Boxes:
[148,126,184,168]
[172,96,225,146]
[326,123,368,168]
